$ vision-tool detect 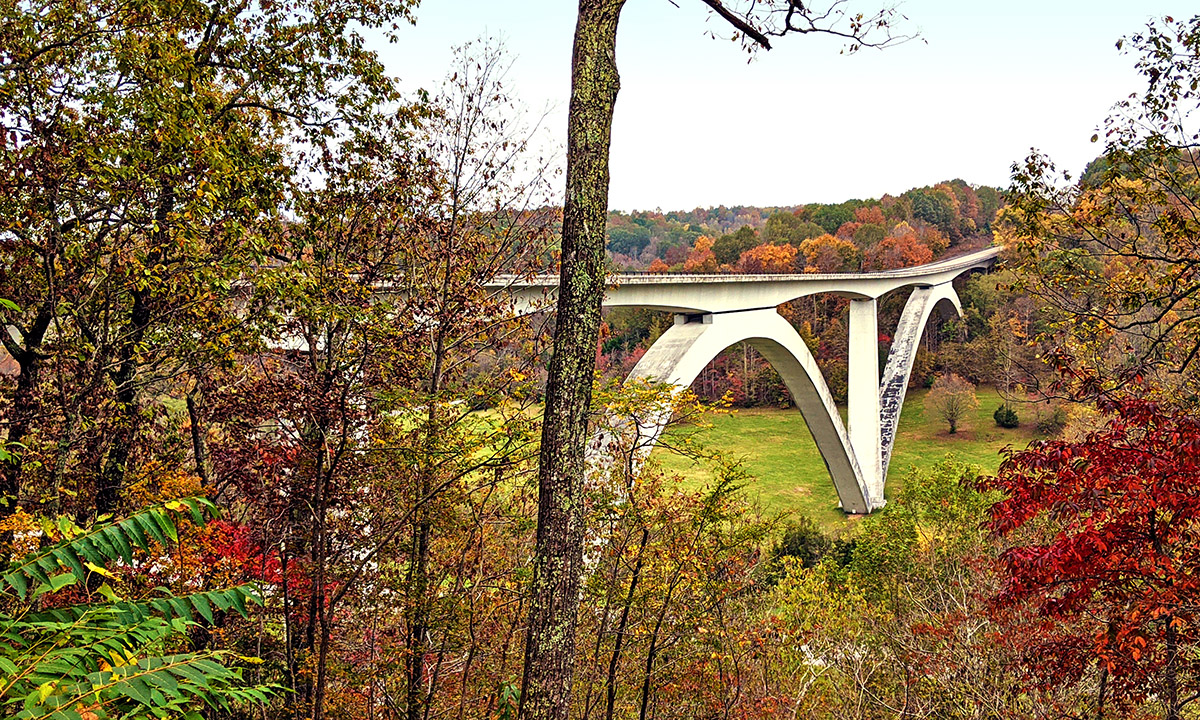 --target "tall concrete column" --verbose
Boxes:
[848,298,884,508]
